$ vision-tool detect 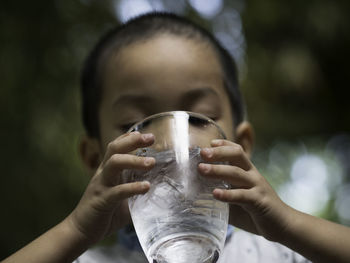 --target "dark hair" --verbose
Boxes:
[81,12,245,138]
